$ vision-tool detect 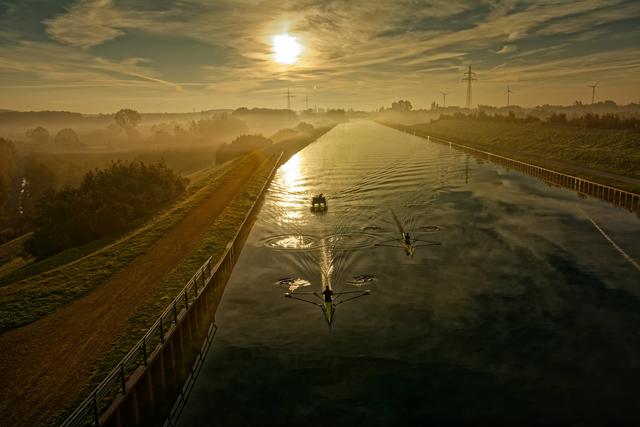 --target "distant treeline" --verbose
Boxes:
[214,122,316,163]
[215,135,272,163]
[25,162,187,258]
[438,111,640,131]
[0,138,16,214]
[153,112,248,146]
